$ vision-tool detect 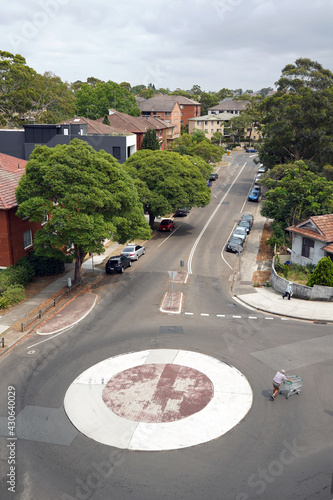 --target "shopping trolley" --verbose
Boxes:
[280,375,303,399]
